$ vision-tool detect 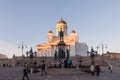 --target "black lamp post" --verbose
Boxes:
[87,47,97,65]
[26,51,29,57]
[29,48,38,58]
[29,47,34,59]
[34,51,37,58]
[18,42,27,57]
[101,42,107,55]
